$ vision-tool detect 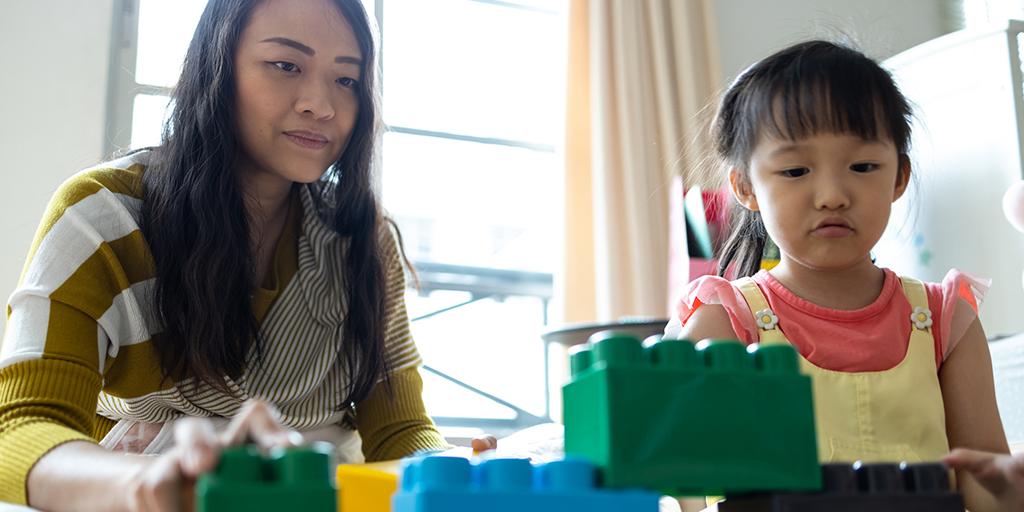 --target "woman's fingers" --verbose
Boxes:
[471,435,498,453]
[173,417,220,477]
[220,399,304,450]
